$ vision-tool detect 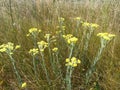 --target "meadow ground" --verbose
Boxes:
[0,0,120,90]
